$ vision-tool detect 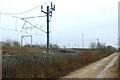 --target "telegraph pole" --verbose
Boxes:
[41,2,55,55]
[47,6,50,55]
